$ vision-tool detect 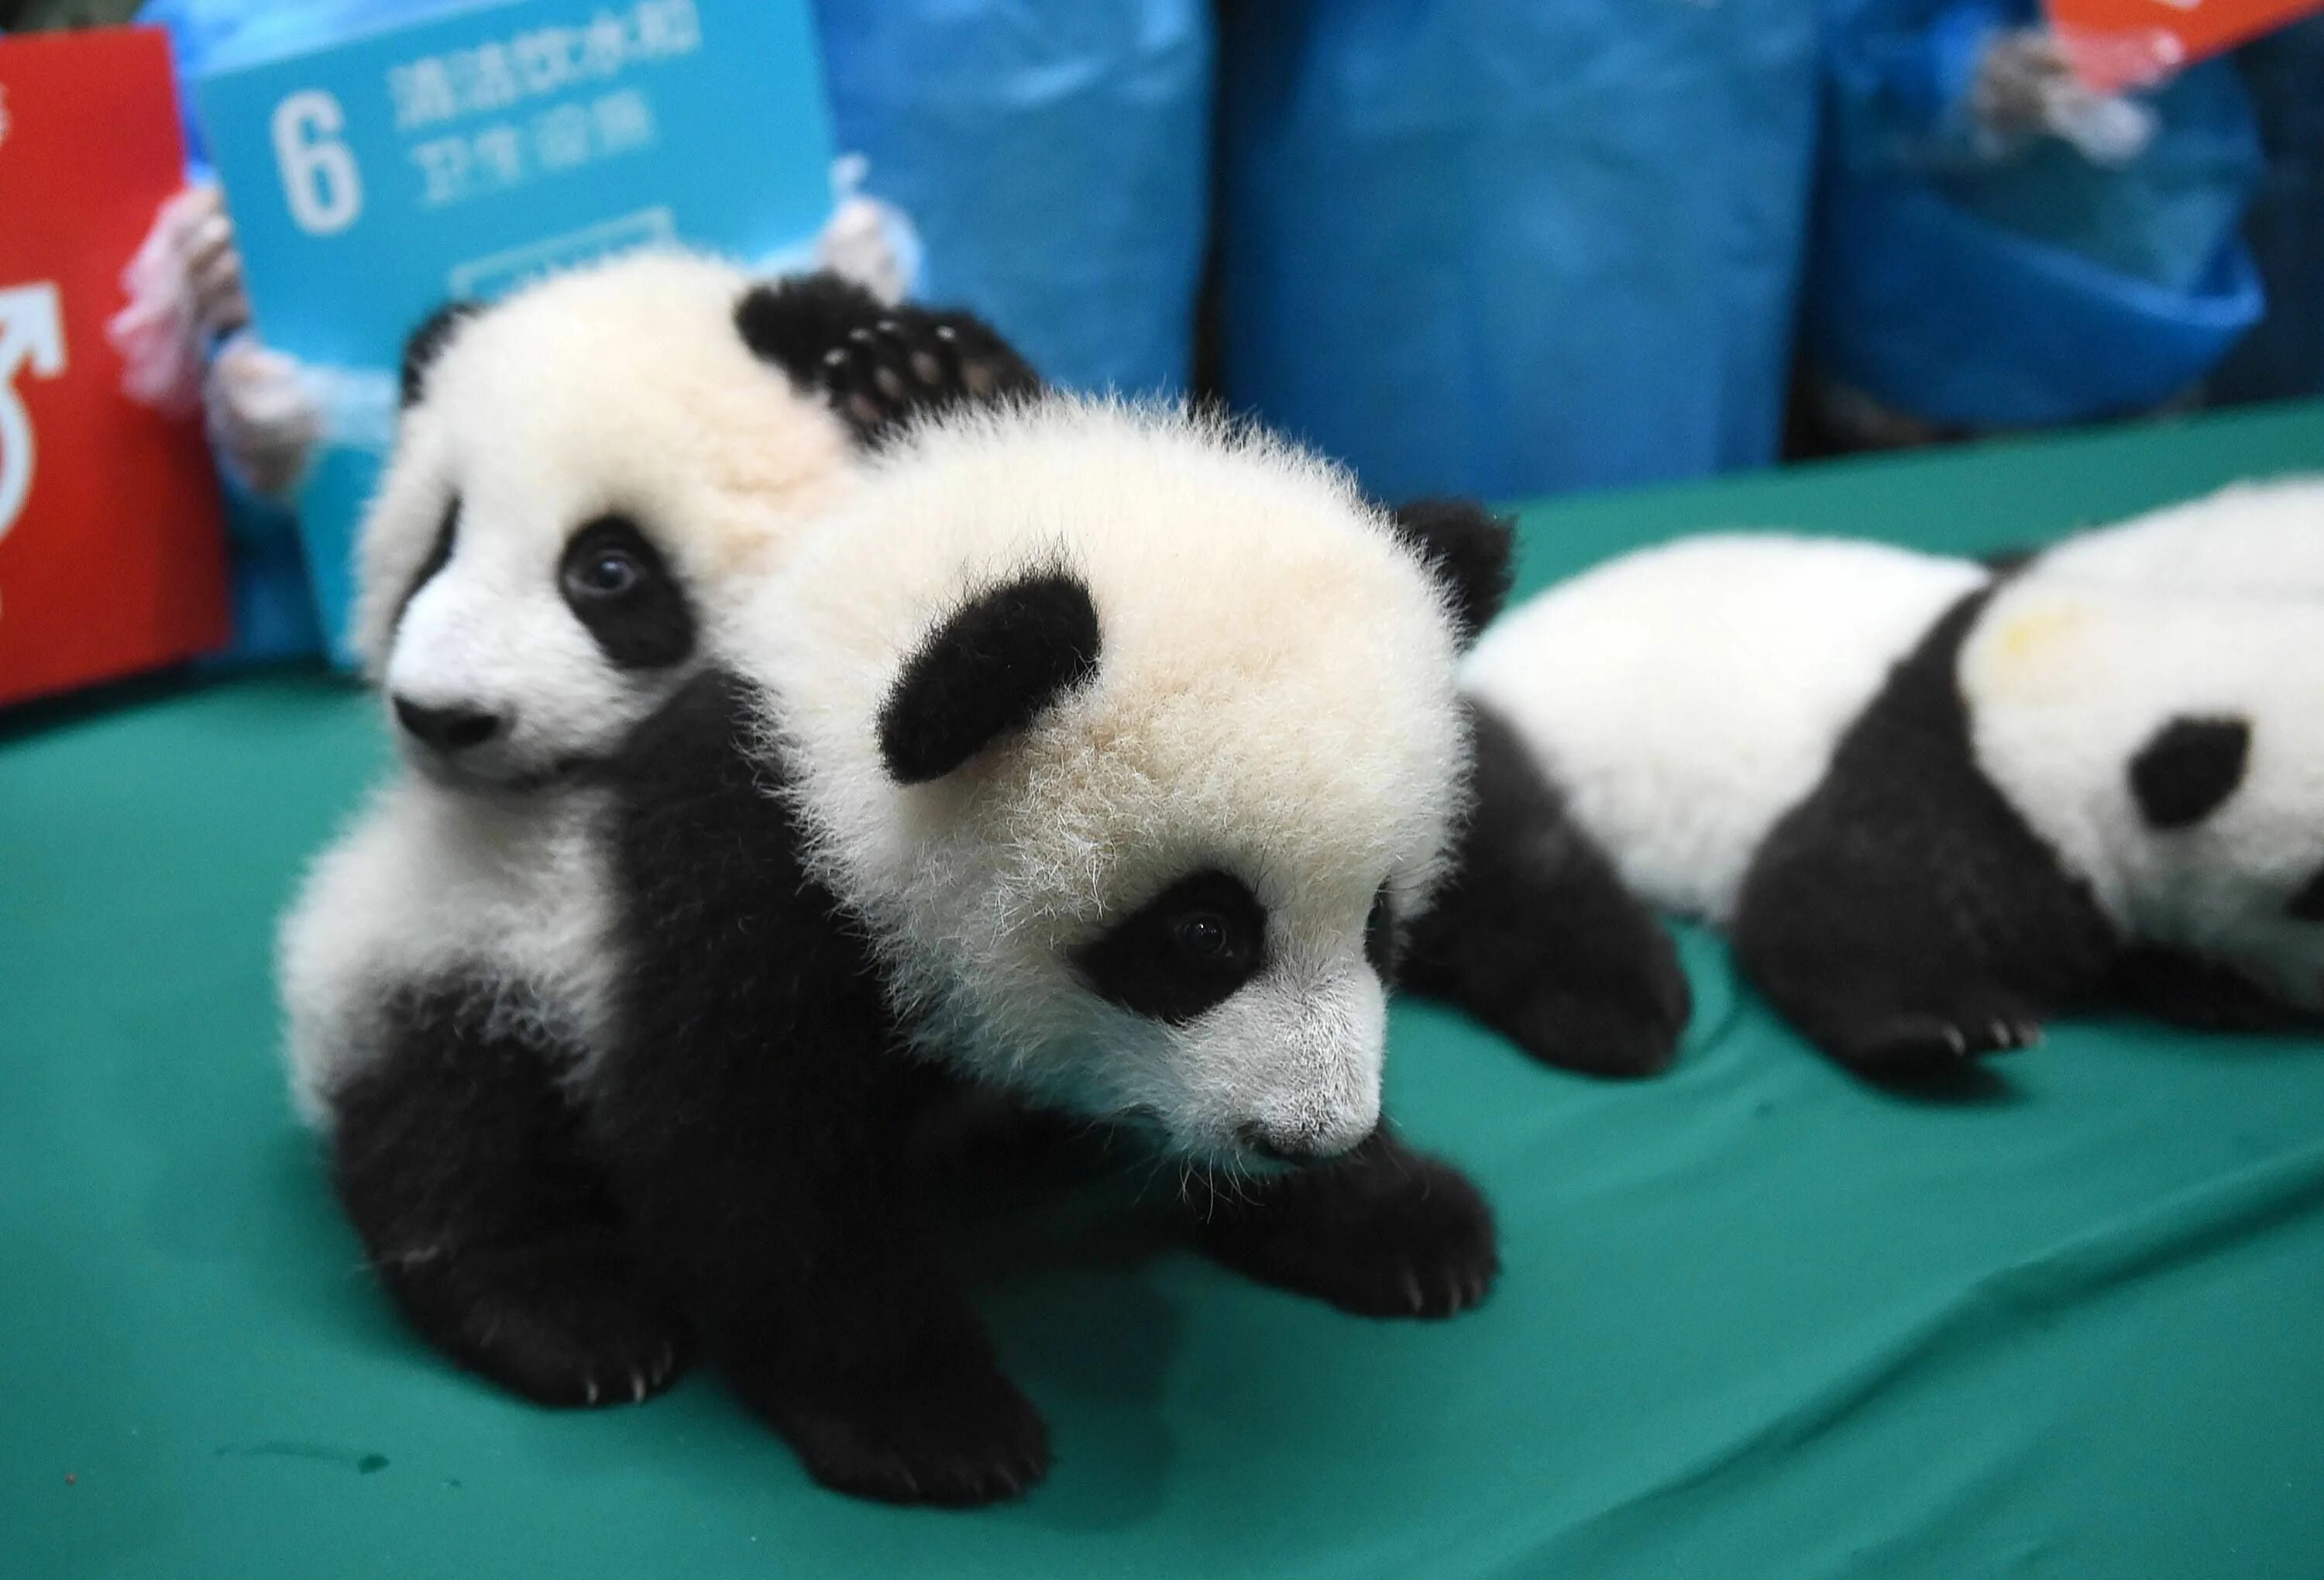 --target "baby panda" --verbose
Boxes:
[590,398,1514,1505]
[277,250,1037,1410]
[1461,524,2324,1079]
